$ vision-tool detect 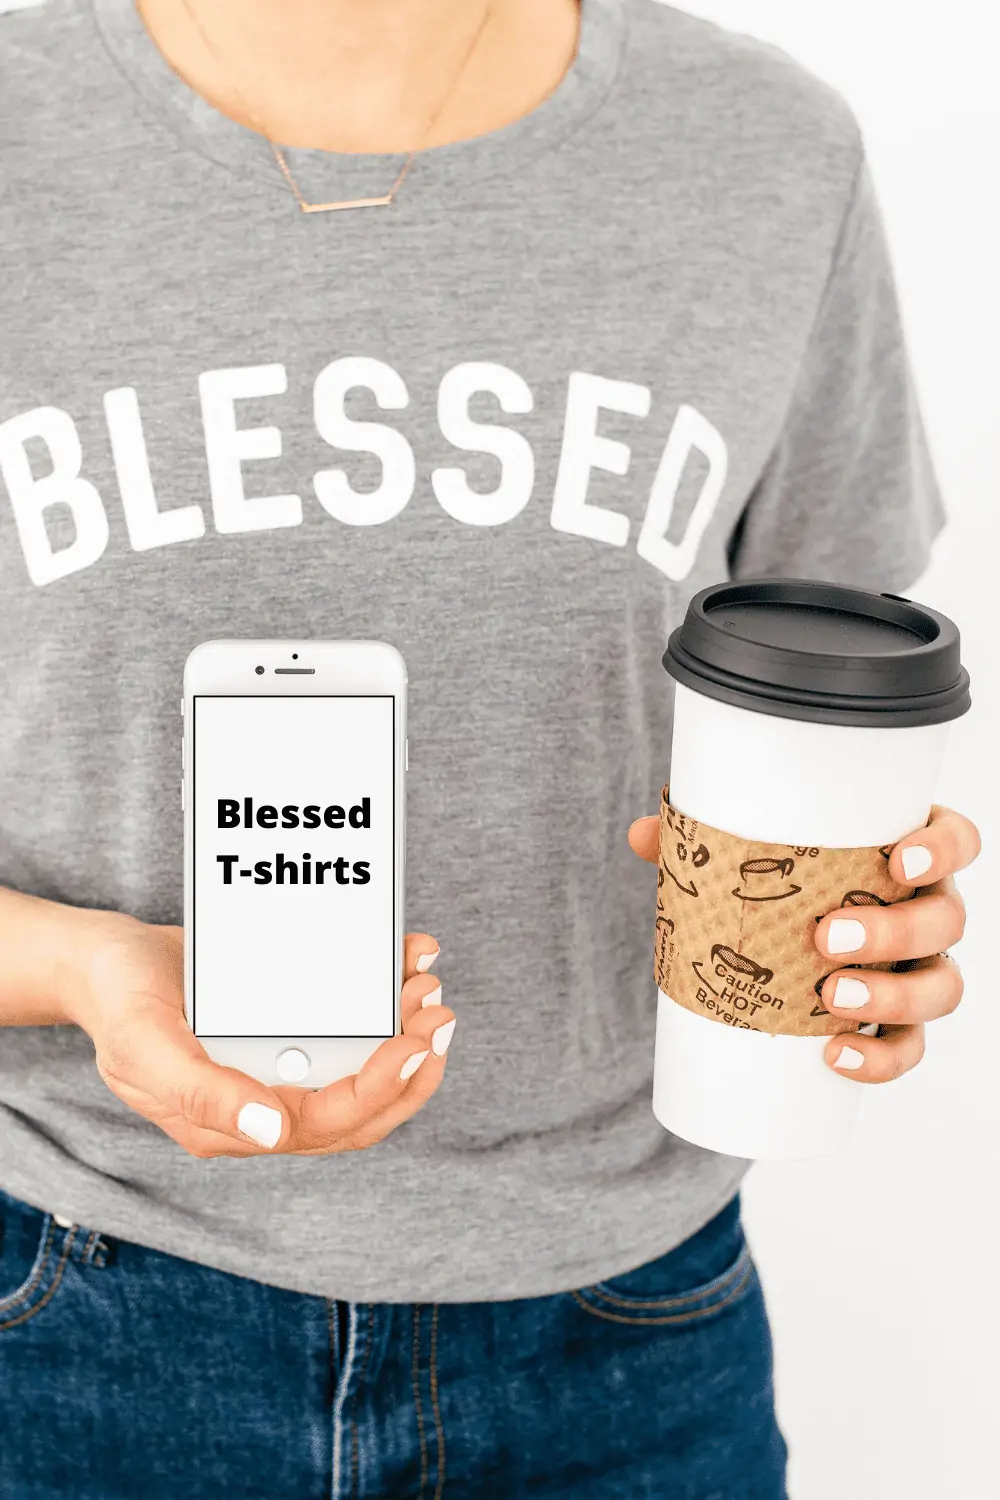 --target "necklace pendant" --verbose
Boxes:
[299,193,396,213]
[271,141,415,214]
